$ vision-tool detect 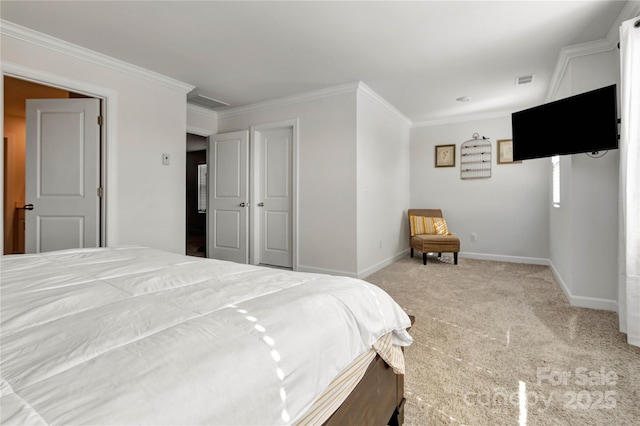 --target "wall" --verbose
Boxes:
[217,90,358,276]
[549,48,620,310]
[550,154,574,289]
[187,104,218,136]
[356,89,411,277]
[411,116,550,263]
[1,26,193,254]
